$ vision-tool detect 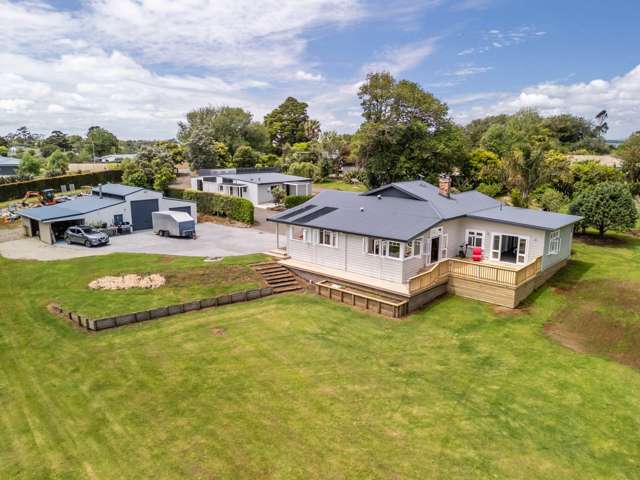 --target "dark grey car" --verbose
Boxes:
[64,225,110,247]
